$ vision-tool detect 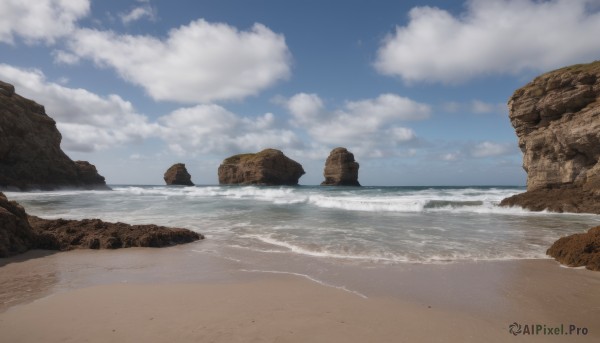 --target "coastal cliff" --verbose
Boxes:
[321,147,360,186]
[500,61,600,213]
[164,163,194,186]
[218,149,305,185]
[0,81,108,191]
